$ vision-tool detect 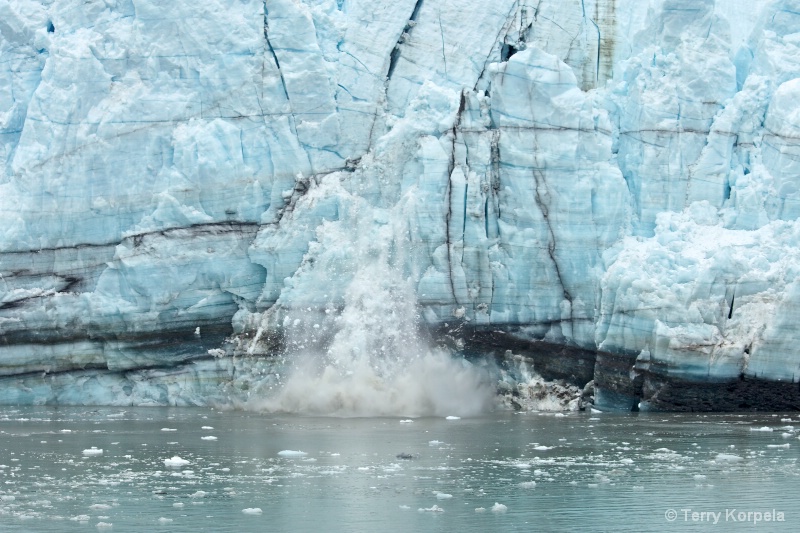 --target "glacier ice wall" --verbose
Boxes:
[1,0,800,410]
